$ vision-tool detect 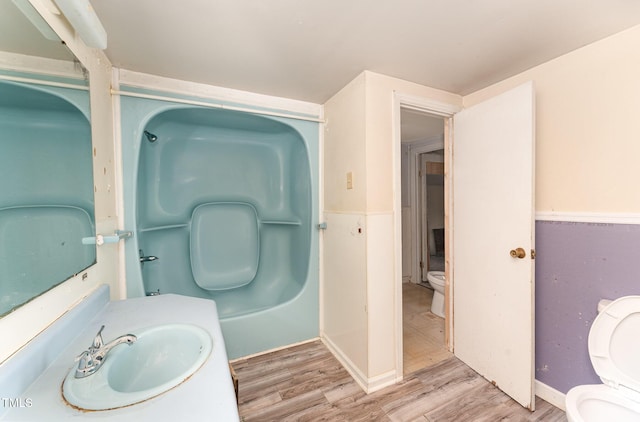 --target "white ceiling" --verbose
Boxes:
[91,0,640,104]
